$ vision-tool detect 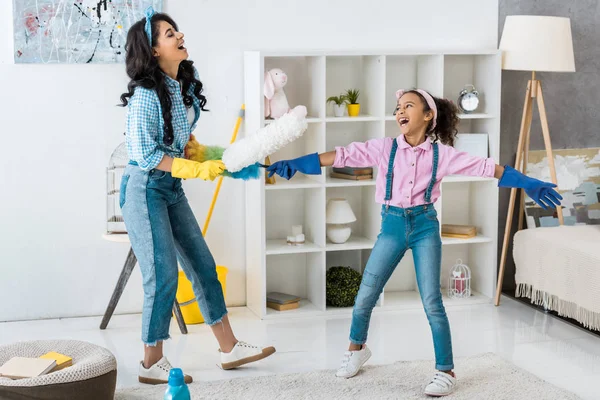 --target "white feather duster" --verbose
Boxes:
[222,106,308,172]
